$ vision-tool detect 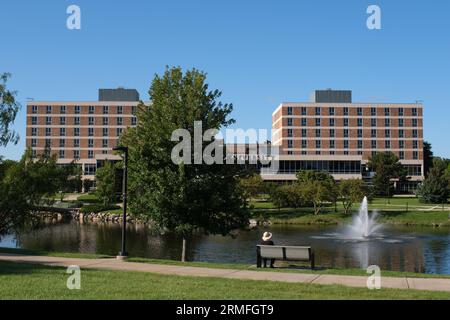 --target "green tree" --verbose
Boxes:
[239,174,266,201]
[95,161,118,206]
[0,73,20,146]
[417,158,449,204]
[423,141,433,177]
[121,67,249,261]
[338,179,365,214]
[368,152,407,202]
[296,170,336,215]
